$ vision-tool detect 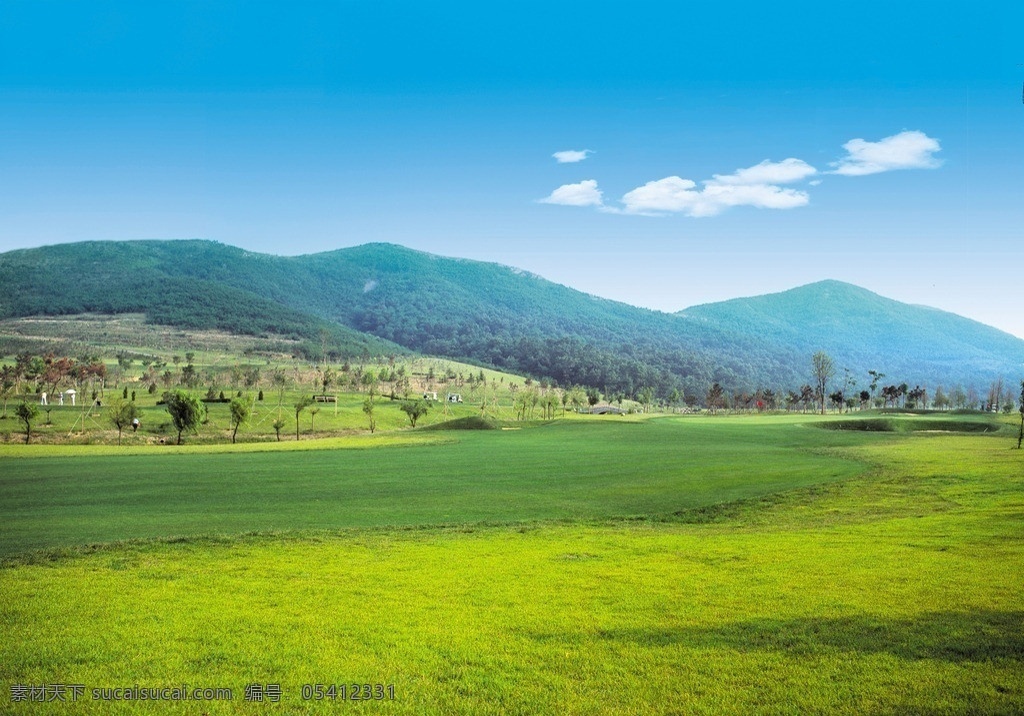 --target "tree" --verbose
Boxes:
[667,388,681,412]
[987,377,1004,412]
[294,396,313,440]
[513,390,531,421]
[568,386,586,414]
[320,366,336,395]
[107,397,139,446]
[706,383,724,414]
[637,386,655,413]
[229,398,250,444]
[361,369,378,395]
[362,396,376,433]
[842,367,857,405]
[399,399,429,427]
[0,365,16,419]
[829,390,845,413]
[812,352,835,415]
[15,402,38,444]
[1002,384,1016,415]
[272,417,285,442]
[1017,381,1023,450]
[907,385,926,410]
[42,354,76,394]
[163,390,206,445]
[543,391,560,420]
[867,370,885,398]
[799,384,815,413]
[272,368,288,408]
[785,390,799,412]
[881,385,899,408]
